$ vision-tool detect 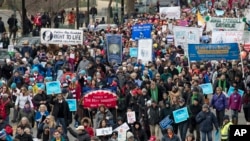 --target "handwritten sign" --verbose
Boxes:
[127,111,136,124]
[45,81,61,95]
[199,83,213,95]
[114,123,130,141]
[173,107,189,123]
[96,127,112,136]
